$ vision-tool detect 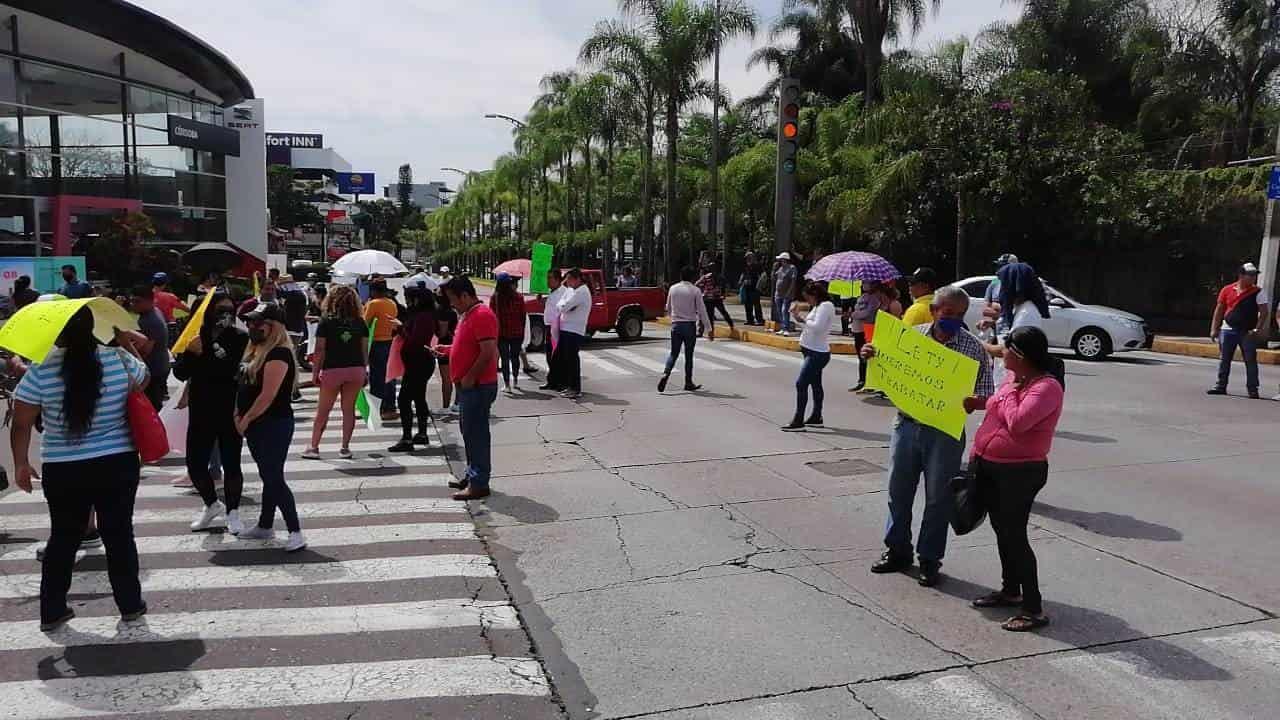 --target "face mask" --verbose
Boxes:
[248,328,268,344]
[214,310,235,329]
[936,317,964,334]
